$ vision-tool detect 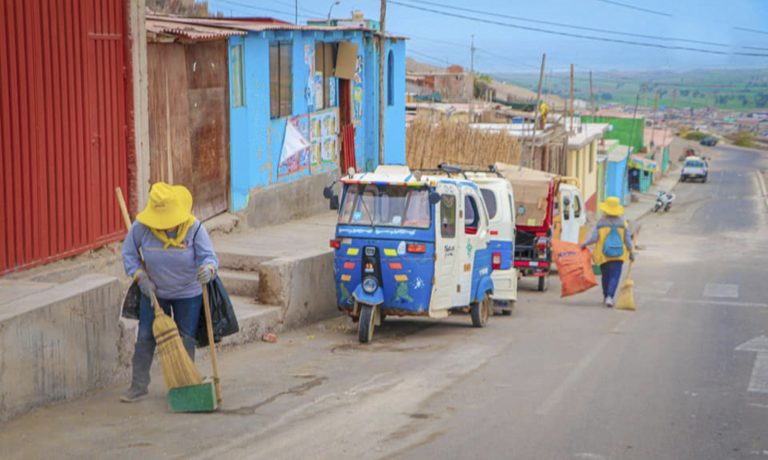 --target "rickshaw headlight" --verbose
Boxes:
[362,277,378,294]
